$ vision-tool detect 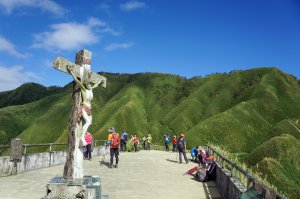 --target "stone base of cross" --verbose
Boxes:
[53,49,106,181]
